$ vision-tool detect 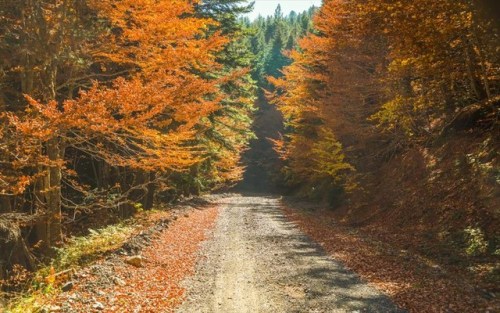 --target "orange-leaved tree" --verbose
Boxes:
[5,0,227,251]
[269,0,376,199]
